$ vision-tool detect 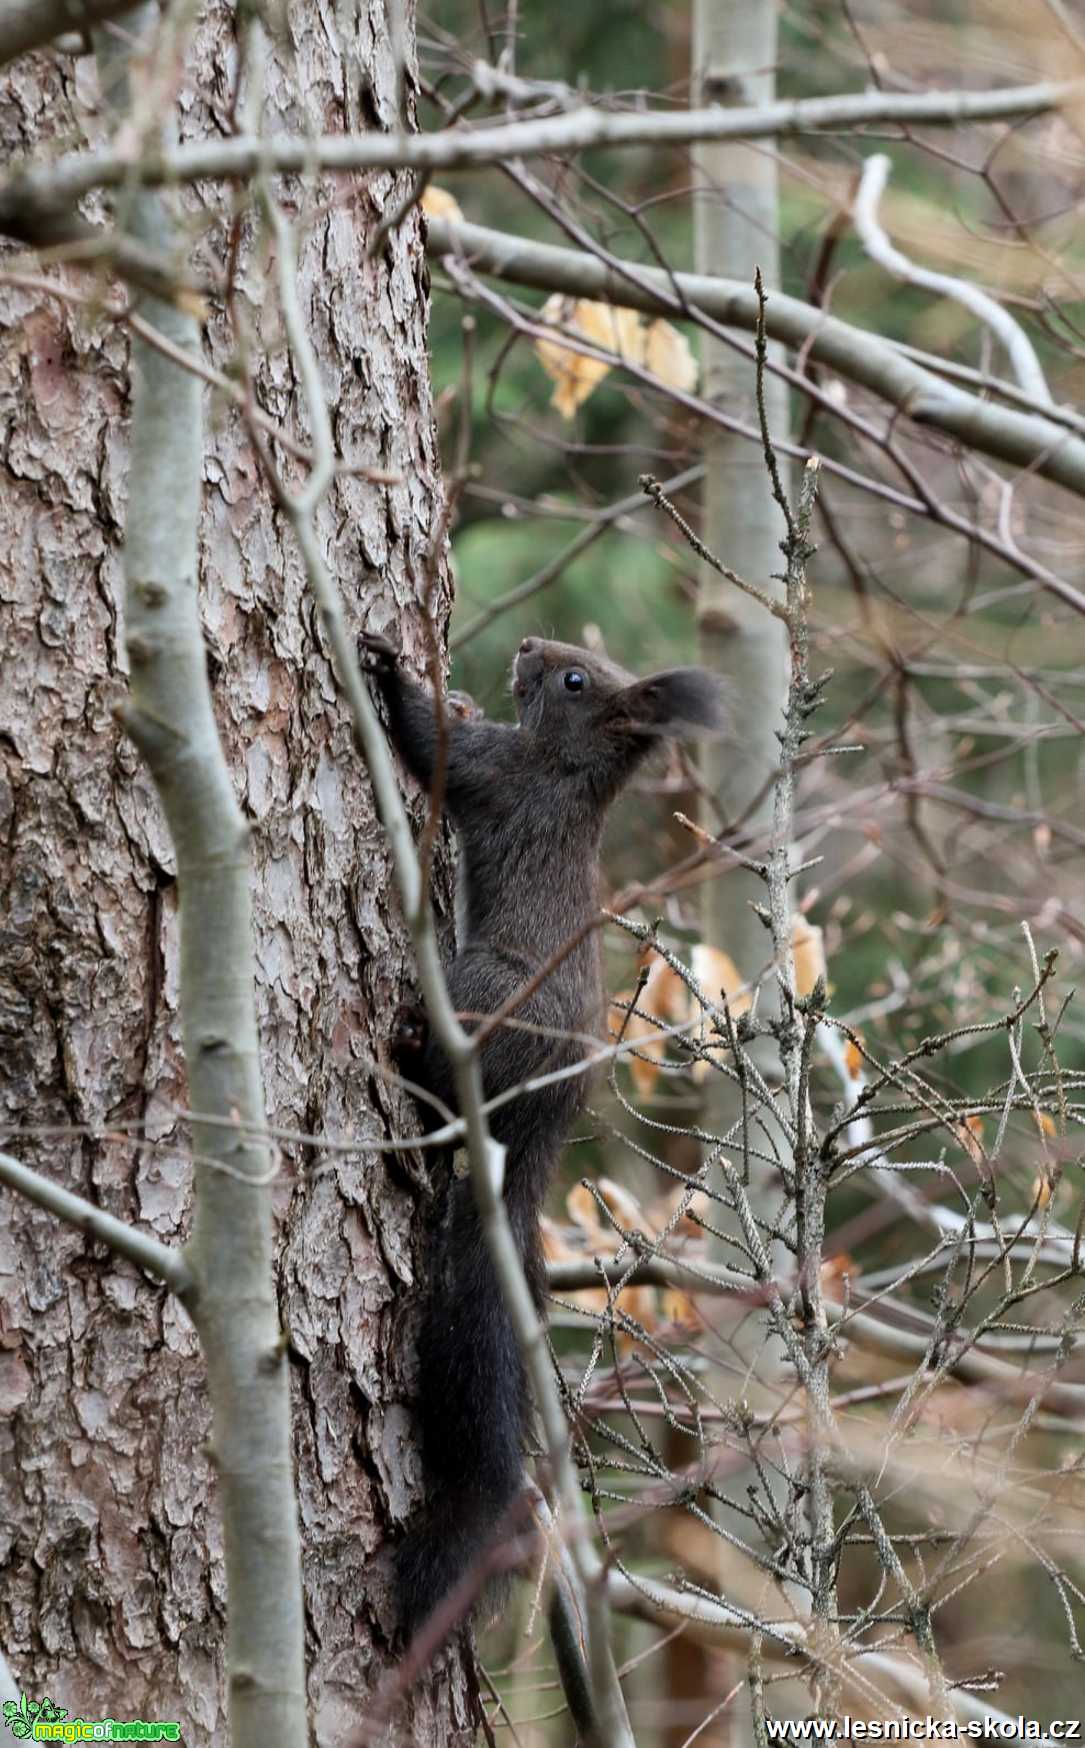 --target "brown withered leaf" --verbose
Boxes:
[820,1253,857,1300]
[646,1182,710,1239]
[552,1188,663,1336]
[595,1175,645,1233]
[609,988,666,1098]
[420,185,464,222]
[643,318,699,393]
[688,944,750,1084]
[957,1113,986,1165]
[792,916,827,998]
[565,1181,609,1242]
[613,945,751,1090]
[542,1212,611,1315]
[610,951,685,1097]
[539,1212,578,1263]
[1031,1172,1055,1211]
[660,1287,702,1331]
[535,296,646,417]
